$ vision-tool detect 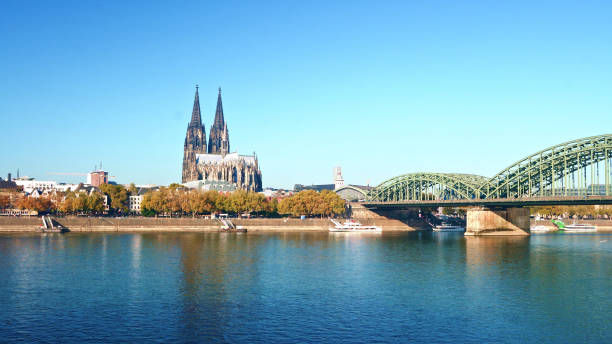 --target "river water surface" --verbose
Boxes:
[0,231,610,343]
